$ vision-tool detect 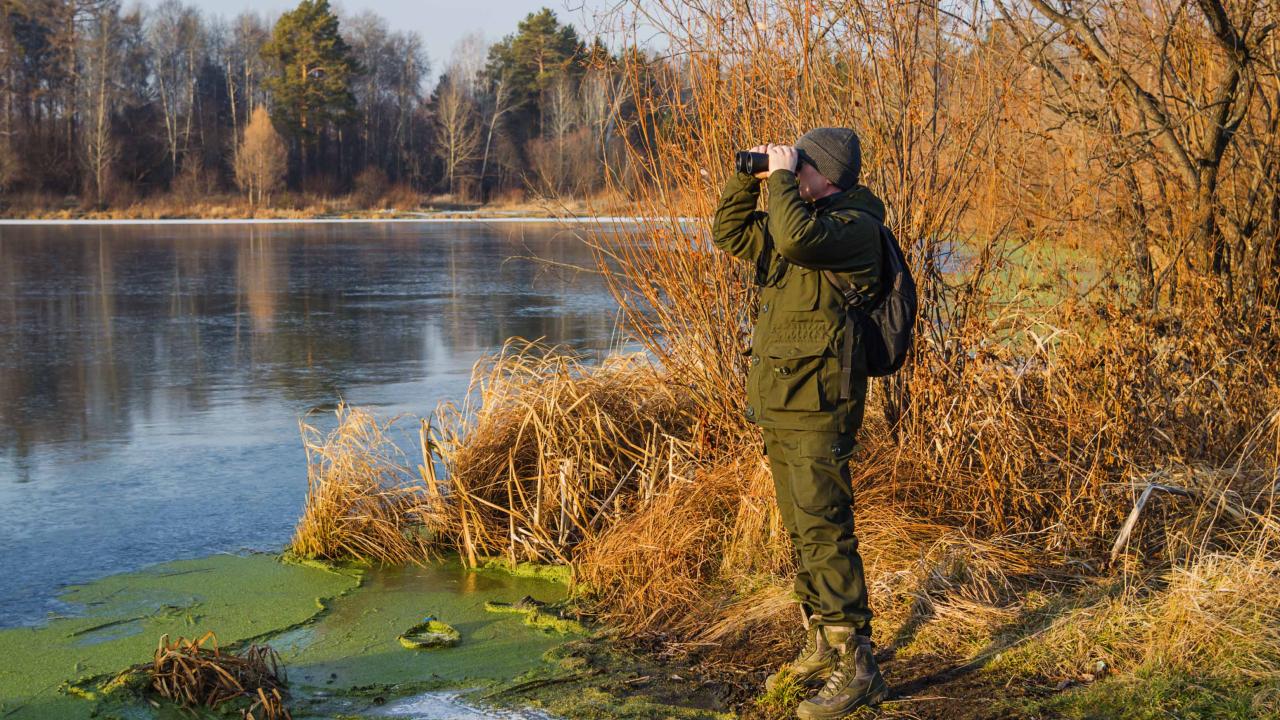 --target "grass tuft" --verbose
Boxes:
[288,403,442,565]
